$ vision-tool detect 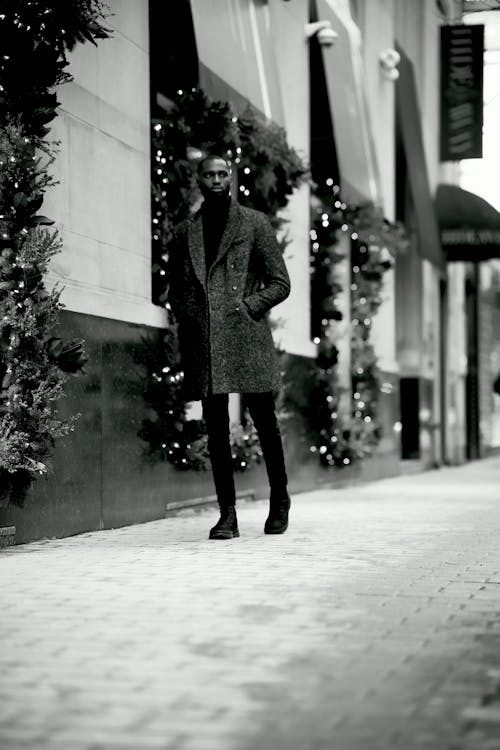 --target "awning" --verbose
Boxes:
[396,47,446,272]
[316,0,380,204]
[190,0,284,124]
[436,183,500,261]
